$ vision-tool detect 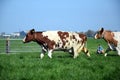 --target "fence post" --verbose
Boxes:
[6,38,10,53]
